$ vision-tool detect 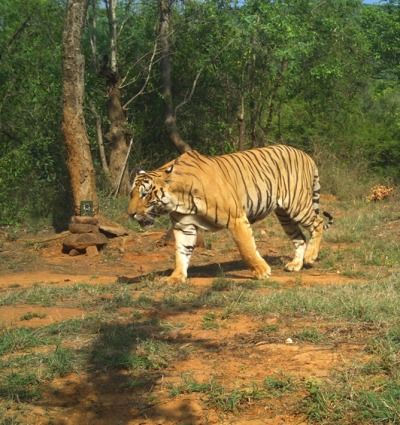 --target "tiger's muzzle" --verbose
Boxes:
[129,212,156,229]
